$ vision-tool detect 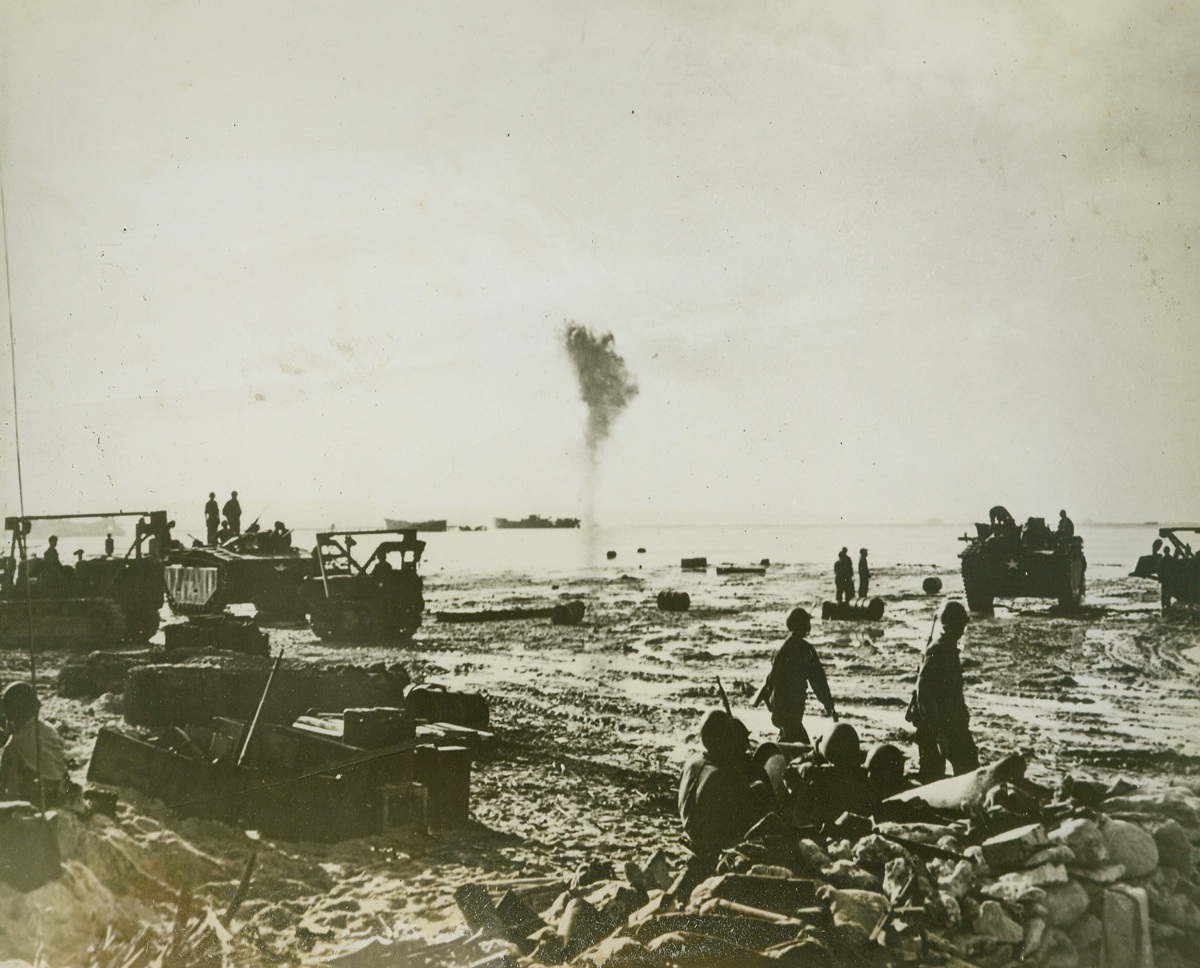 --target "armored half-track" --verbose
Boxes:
[299,528,426,642]
[164,525,316,621]
[1131,527,1200,607]
[1,511,172,647]
[959,515,1086,613]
